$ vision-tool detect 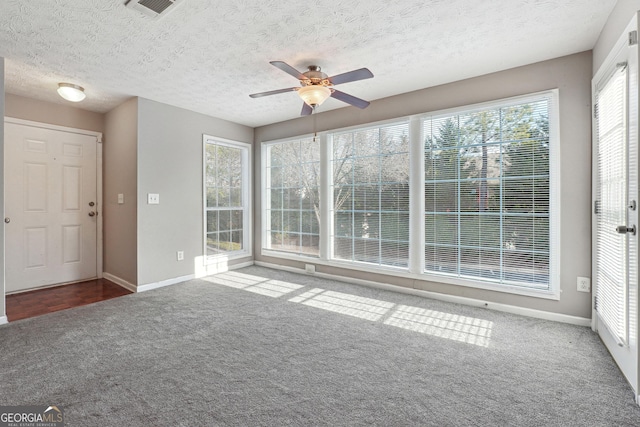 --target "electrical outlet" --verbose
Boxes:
[147,193,160,204]
[177,251,184,261]
[577,276,591,292]
[305,264,316,274]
